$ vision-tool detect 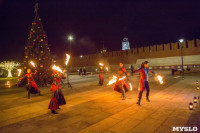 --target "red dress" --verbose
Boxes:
[113,67,129,93]
[48,83,59,111]
[25,72,39,94]
[99,69,104,85]
[54,78,66,106]
[99,69,103,80]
